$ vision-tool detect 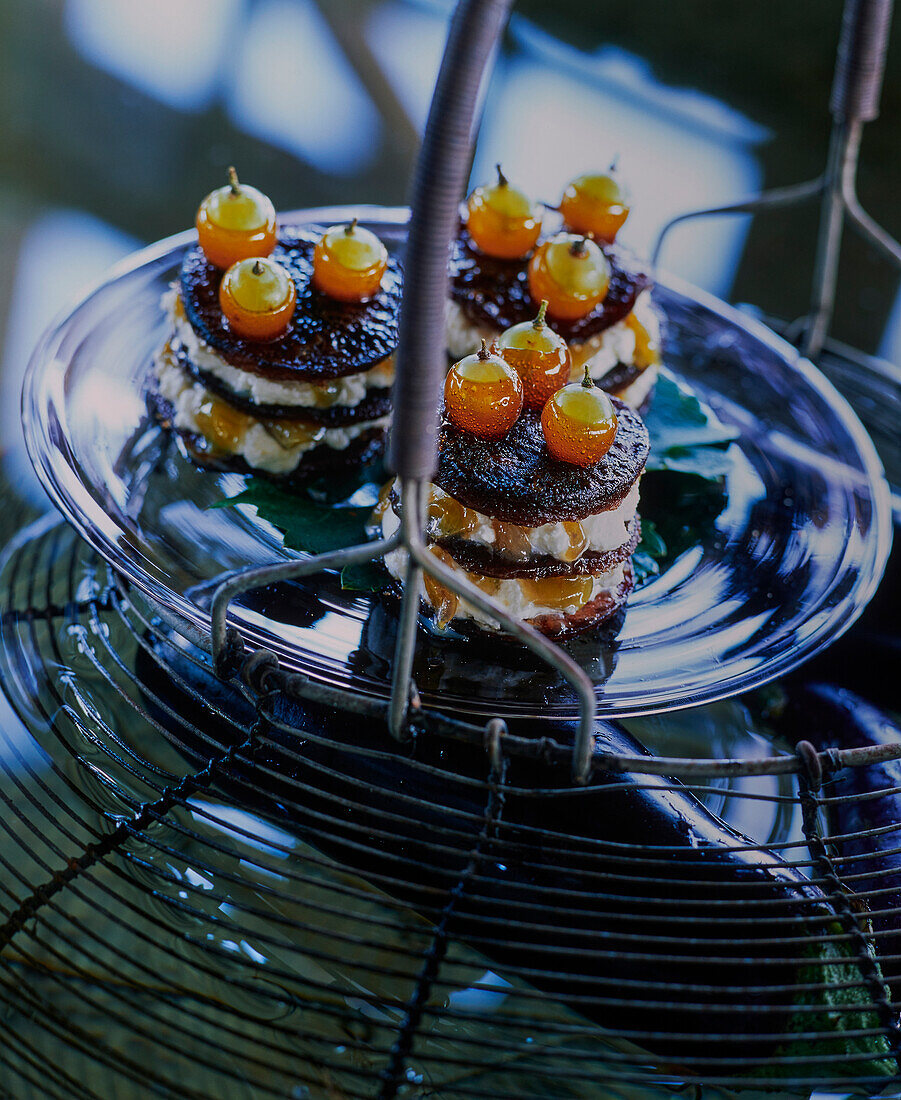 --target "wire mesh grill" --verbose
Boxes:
[1,516,899,1097]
